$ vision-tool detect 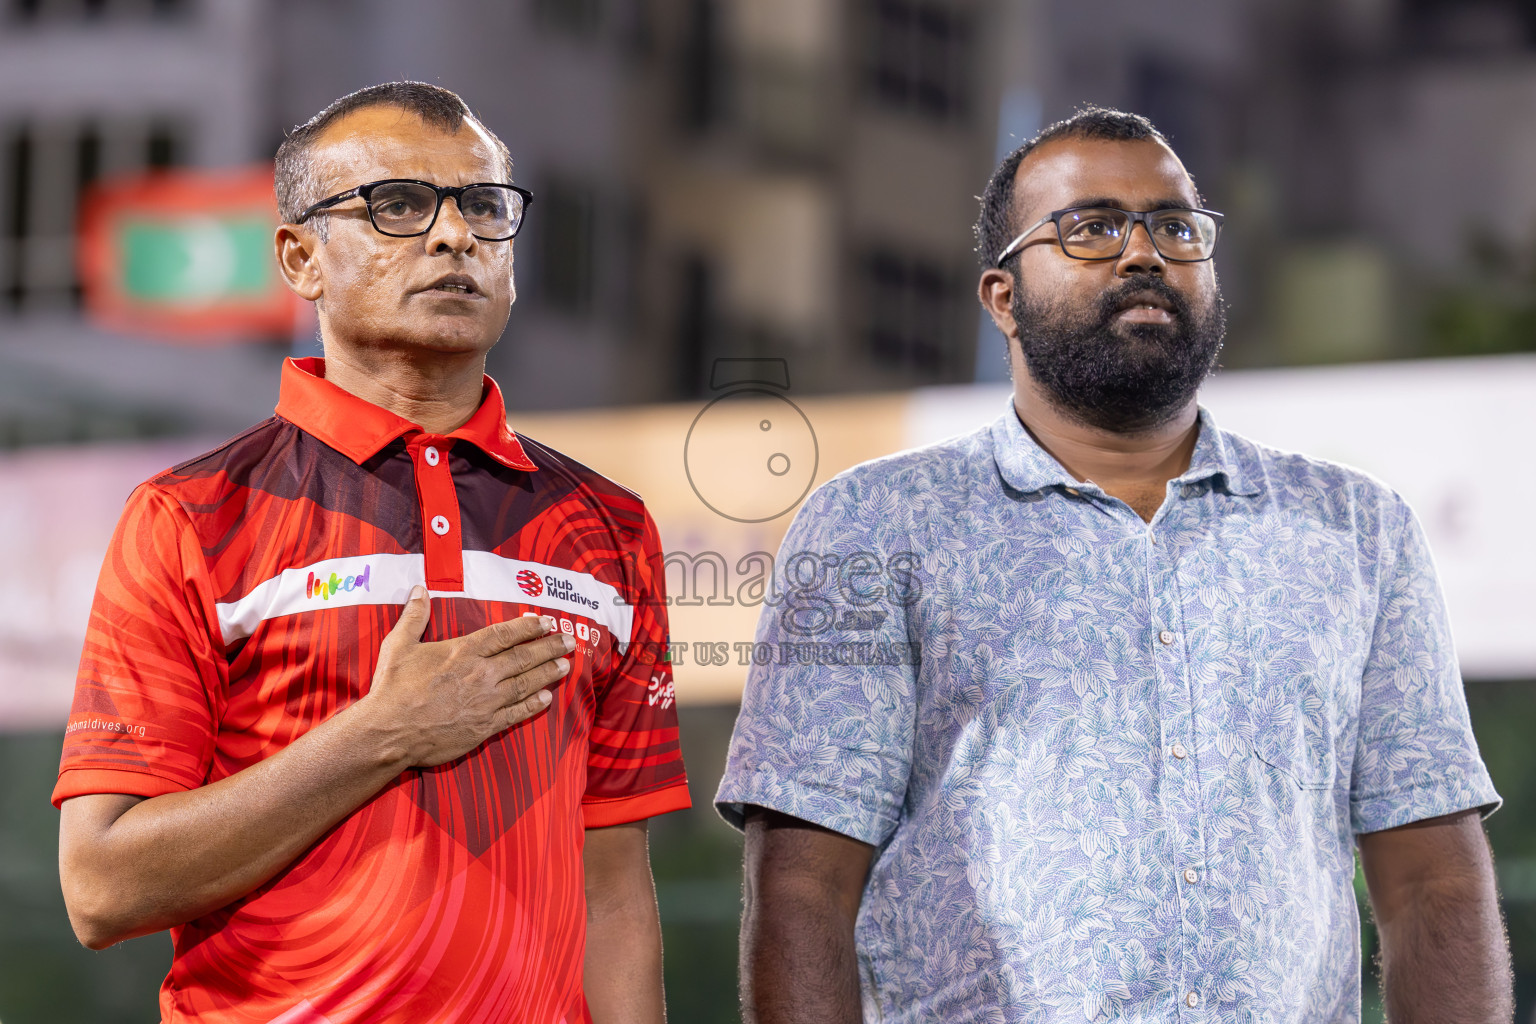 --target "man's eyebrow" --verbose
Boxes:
[1065,196,1199,211]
